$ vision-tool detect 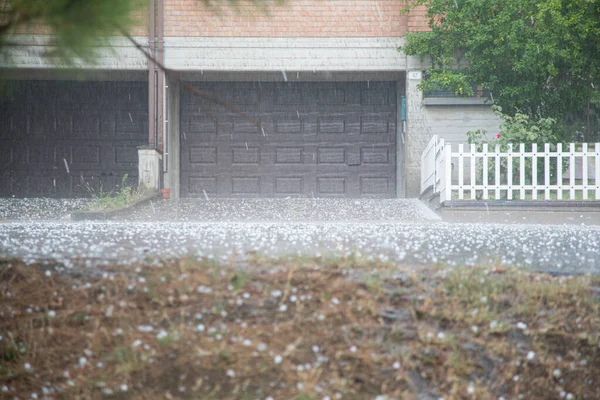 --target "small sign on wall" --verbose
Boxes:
[408,71,422,80]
